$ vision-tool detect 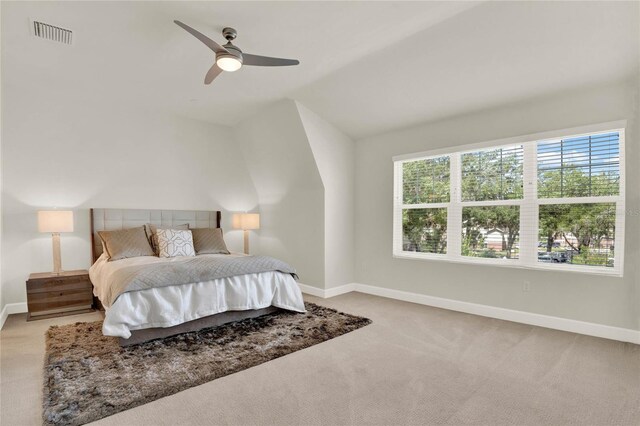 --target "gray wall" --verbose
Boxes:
[354,79,639,330]
[234,100,326,289]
